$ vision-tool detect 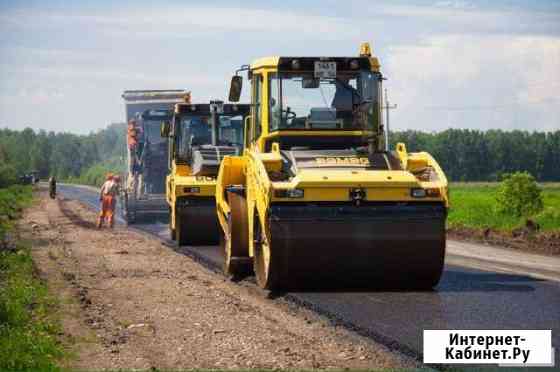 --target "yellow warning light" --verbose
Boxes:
[360,42,372,57]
